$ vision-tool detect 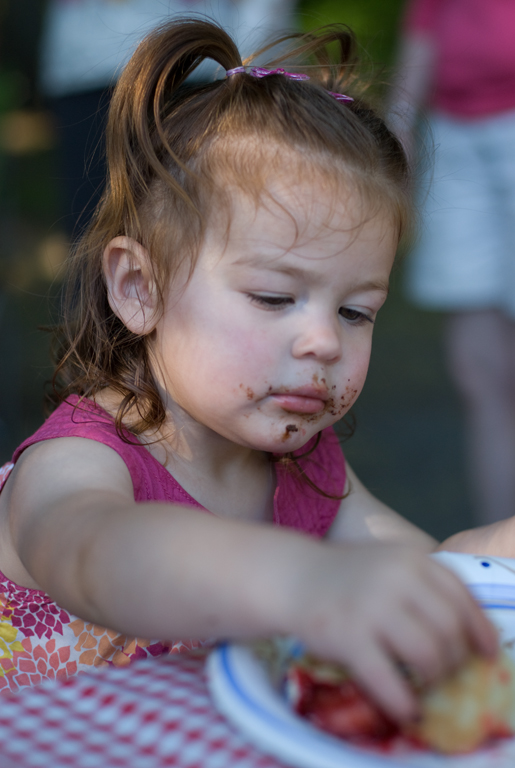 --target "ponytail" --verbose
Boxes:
[105,19,243,236]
